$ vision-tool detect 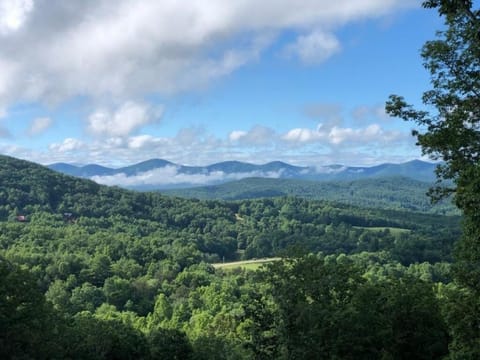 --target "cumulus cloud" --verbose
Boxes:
[6,119,419,168]
[229,130,247,142]
[91,165,285,187]
[282,122,404,146]
[228,125,276,146]
[282,126,326,143]
[43,126,225,166]
[49,137,84,152]
[82,121,406,166]
[329,124,382,144]
[26,116,52,135]
[0,0,417,108]
[87,101,162,137]
[0,0,33,35]
[127,134,167,149]
[285,30,341,64]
